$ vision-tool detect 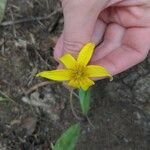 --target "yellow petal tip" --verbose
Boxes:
[88,42,96,47]
[36,73,40,77]
[77,42,96,66]
[59,53,77,69]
